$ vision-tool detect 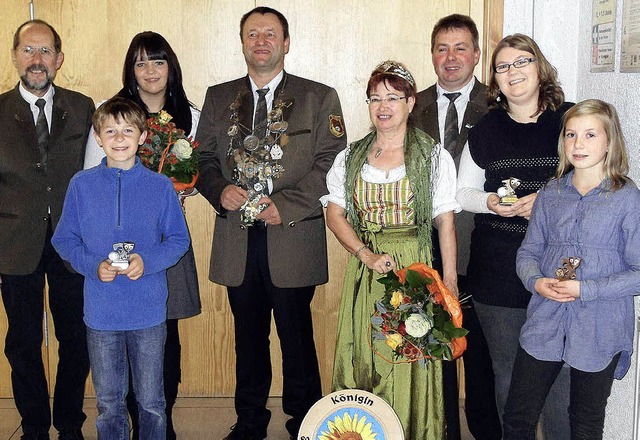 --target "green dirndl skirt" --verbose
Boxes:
[331,223,446,440]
